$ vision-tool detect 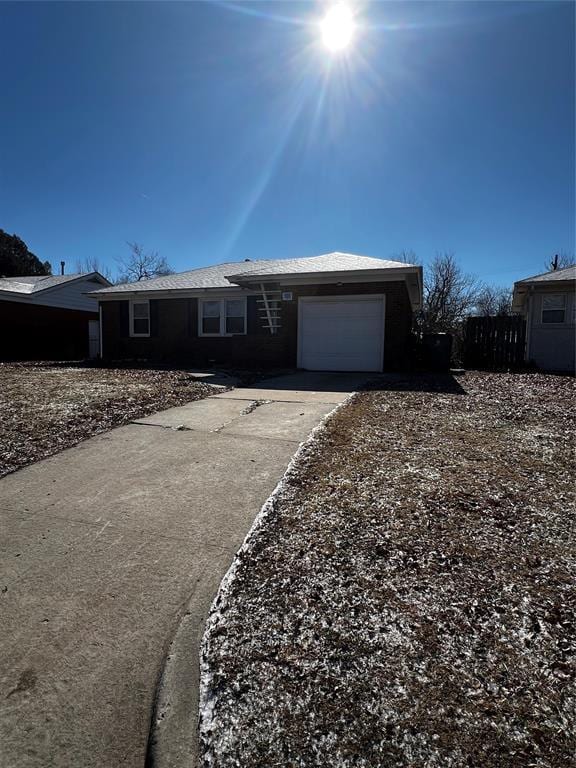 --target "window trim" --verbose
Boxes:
[541,293,566,325]
[129,299,151,337]
[198,297,247,337]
